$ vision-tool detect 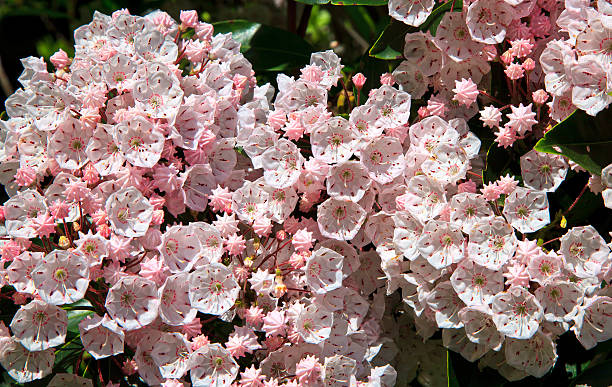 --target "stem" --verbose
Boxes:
[467,171,482,179]
[287,0,297,33]
[297,5,312,38]
[339,78,352,111]
[255,239,293,270]
[478,90,505,105]
[541,237,561,246]
[564,181,589,216]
